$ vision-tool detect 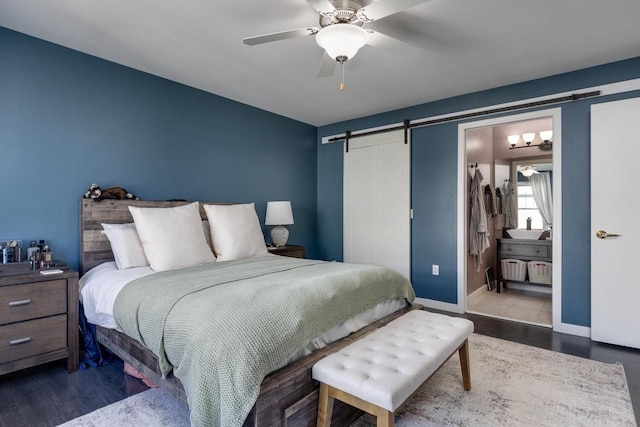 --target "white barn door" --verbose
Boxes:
[344,130,411,278]
[591,97,640,349]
